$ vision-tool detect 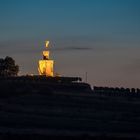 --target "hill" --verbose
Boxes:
[0,76,140,139]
